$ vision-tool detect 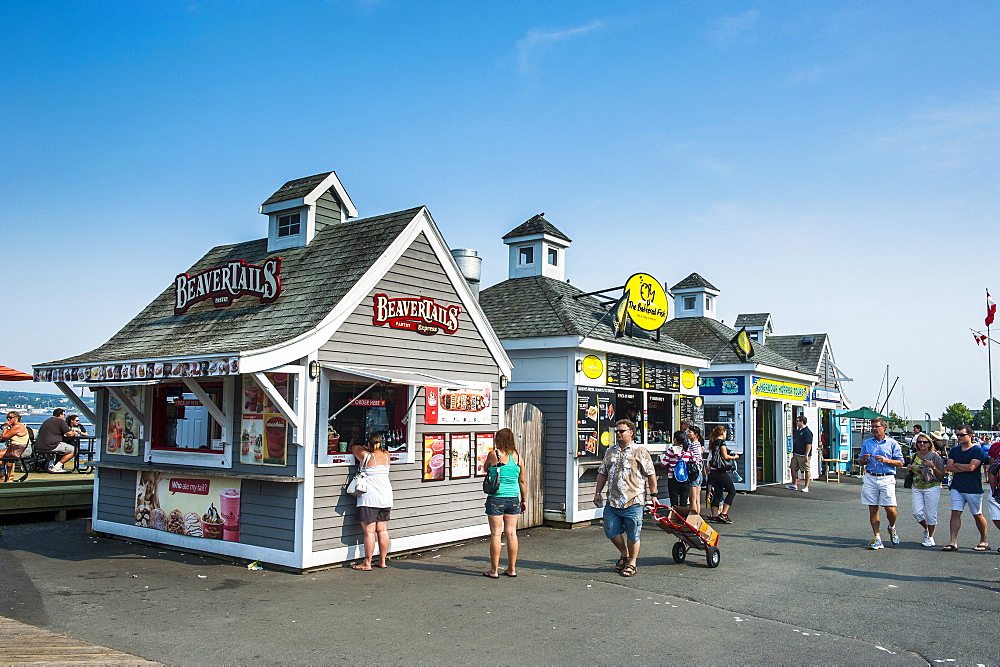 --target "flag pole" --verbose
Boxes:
[989,289,994,428]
